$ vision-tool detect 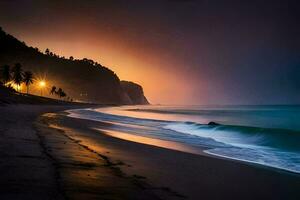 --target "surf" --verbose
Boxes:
[67,105,300,173]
